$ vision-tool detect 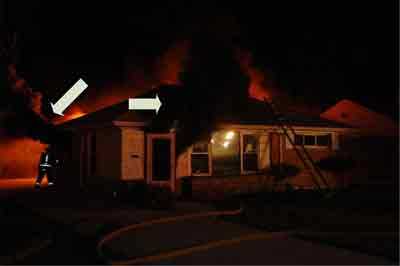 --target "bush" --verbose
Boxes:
[317,155,355,173]
[266,163,300,182]
[149,186,176,210]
